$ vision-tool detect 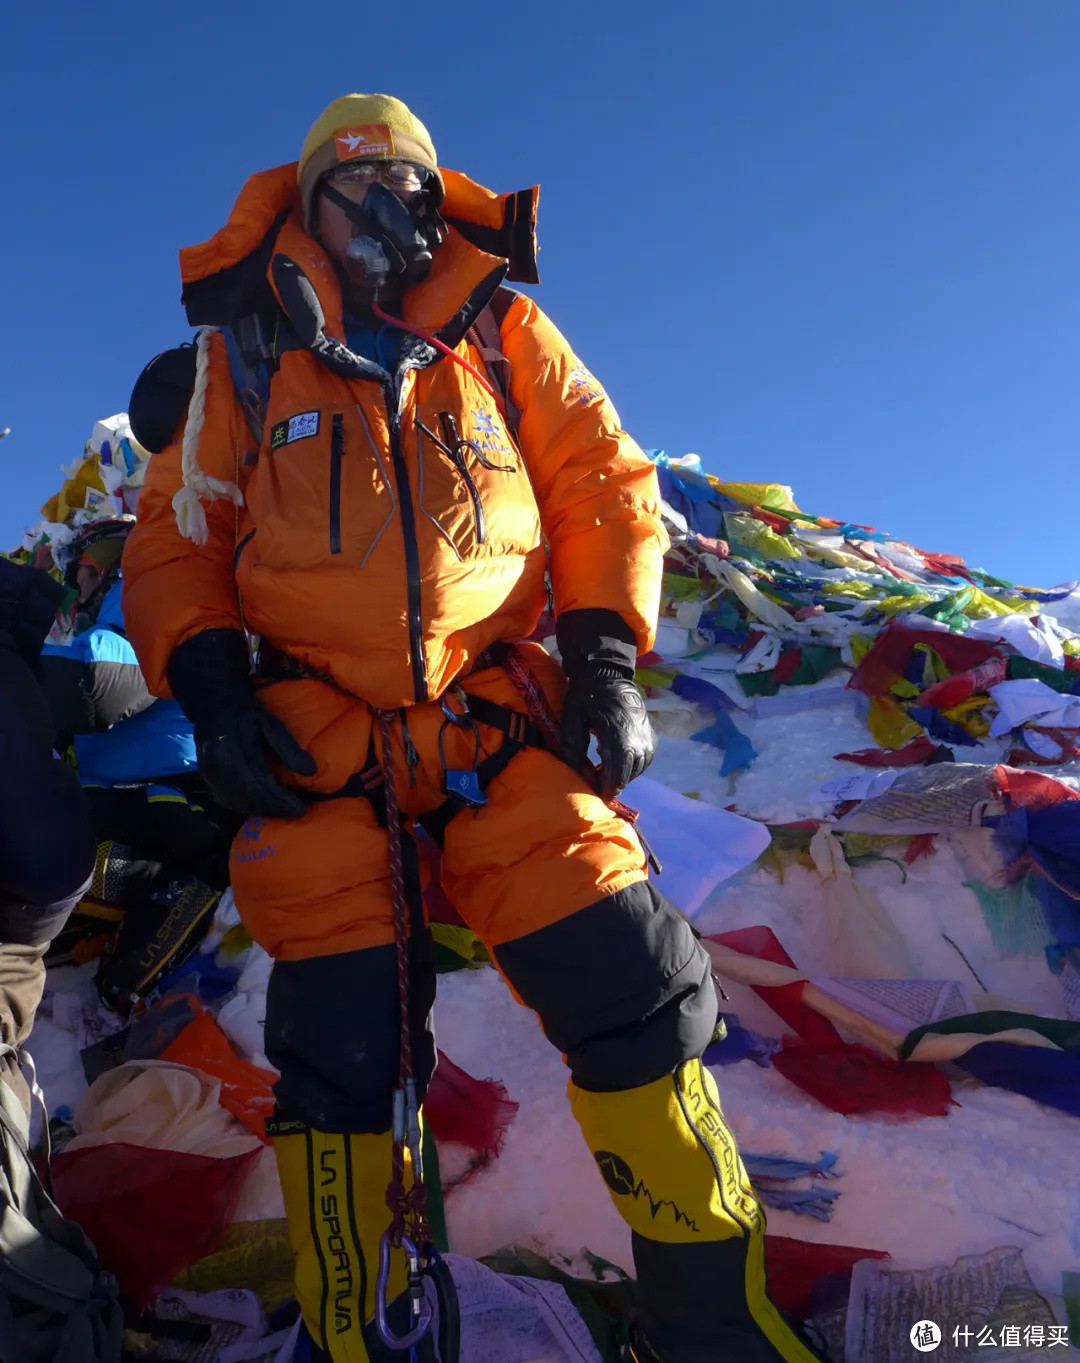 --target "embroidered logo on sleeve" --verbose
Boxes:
[567,365,605,406]
[270,411,321,449]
